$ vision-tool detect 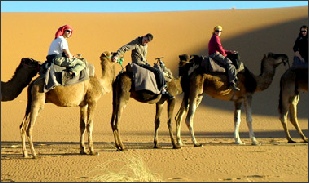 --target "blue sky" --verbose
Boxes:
[1,1,308,12]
